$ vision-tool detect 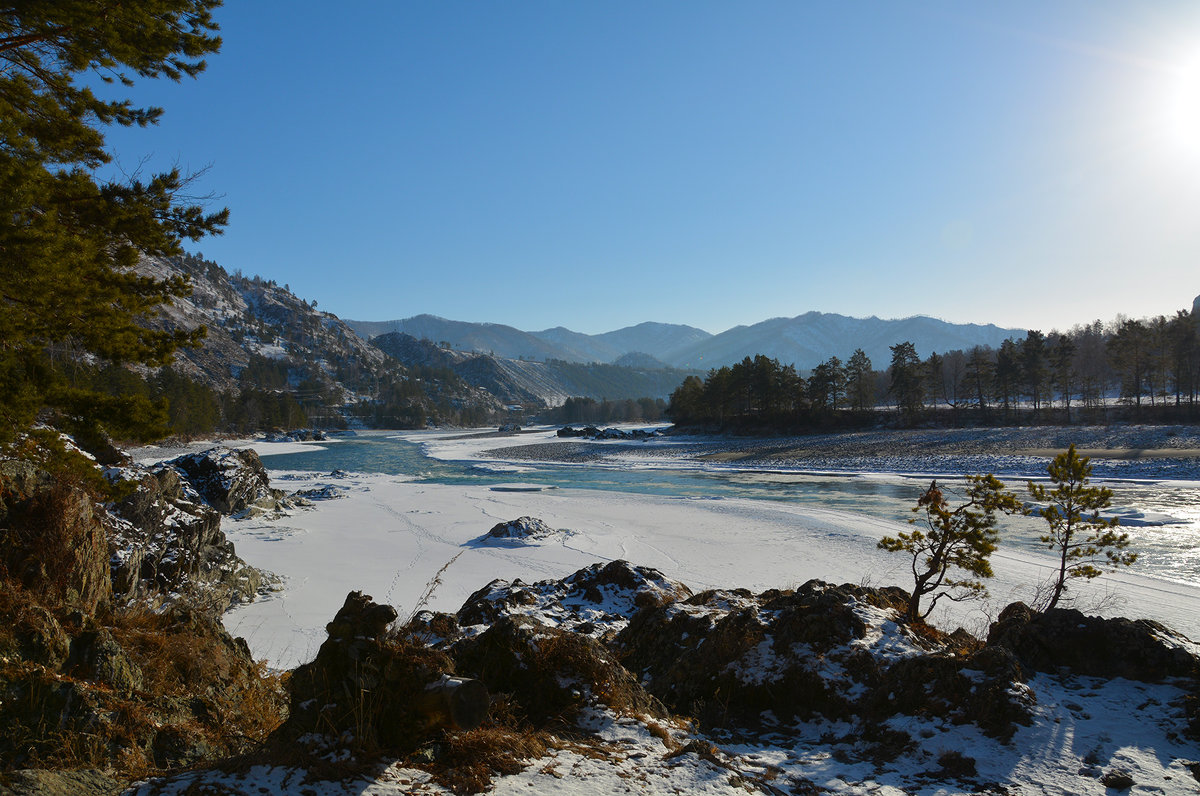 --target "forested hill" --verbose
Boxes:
[371,332,702,405]
[132,254,503,429]
[138,254,388,394]
[348,312,1020,371]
